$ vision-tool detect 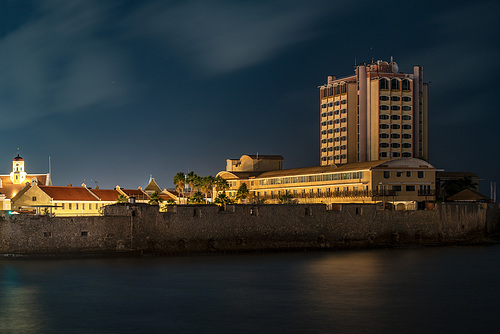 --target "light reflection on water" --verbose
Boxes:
[1,246,499,334]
